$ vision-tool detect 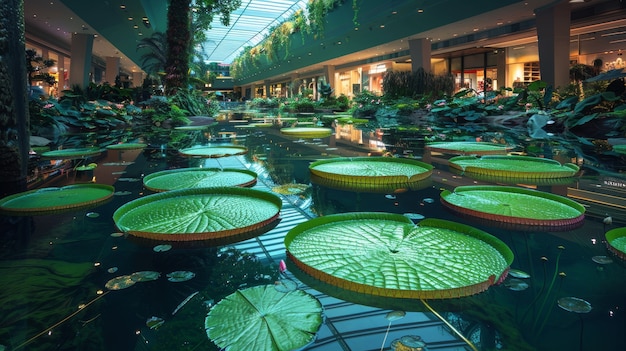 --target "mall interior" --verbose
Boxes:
[23,0,626,100]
